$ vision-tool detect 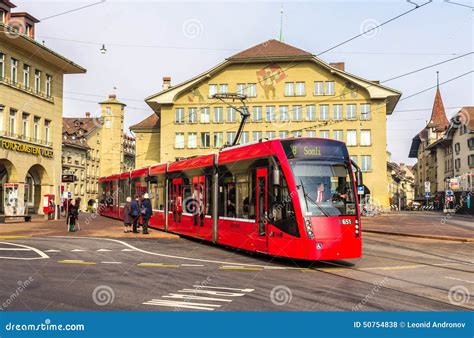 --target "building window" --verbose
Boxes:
[314,81,323,95]
[252,131,262,142]
[266,106,275,122]
[279,130,289,139]
[213,107,223,123]
[361,155,372,172]
[0,10,5,23]
[175,133,184,149]
[319,105,329,121]
[306,105,316,121]
[320,130,329,139]
[333,130,343,141]
[468,137,474,150]
[208,84,217,97]
[0,105,4,132]
[219,84,228,94]
[10,58,17,84]
[360,130,371,146]
[454,142,460,154]
[333,104,343,120]
[226,107,236,123]
[46,75,52,97]
[468,154,474,168]
[307,130,316,137]
[284,82,294,96]
[188,132,197,148]
[454,158,461,170]
[253,106,262,122]
[214,132,223,148]
[8,109,16,136]
[188,107,197,123]
[248,83,257,97]
[295,82,305,96]
[360,104,371,120]
[279,106,289,122]
[237,83,245,95]
[346,104,357,120]
[23,64,30,89]
[226,132,236,145]
[240,131,249,144]
[266,131,276,139]
[44,120,51,144]
[21,113,29,139]
[293,105,302,121]
[34,70,41,94]
[325,81,335,95]
[346,130,357,146]
[175,108,184,124]
[292,130,302,138]
[201,107,210,123]
[350,155,358,165]
[0,53,4,79]
[33,116,40,142]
